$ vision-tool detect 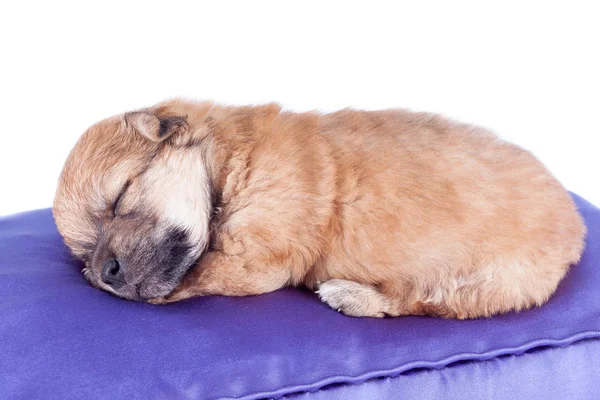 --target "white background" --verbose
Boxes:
[1,1,598,216]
